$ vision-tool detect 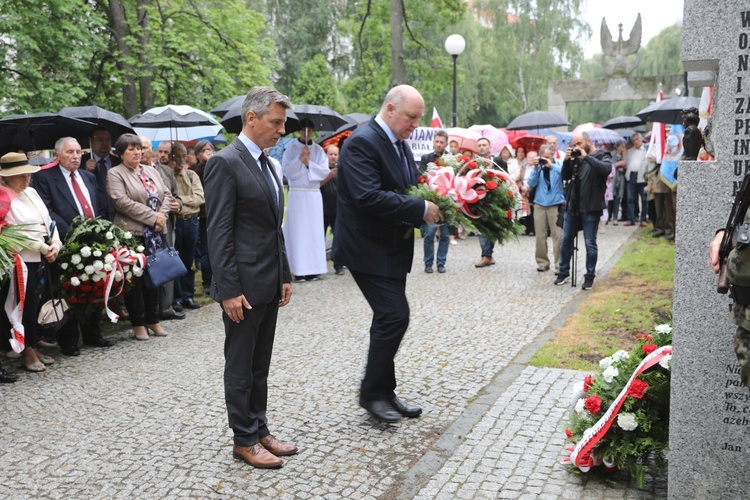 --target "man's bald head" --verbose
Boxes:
[378,85,425,141]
